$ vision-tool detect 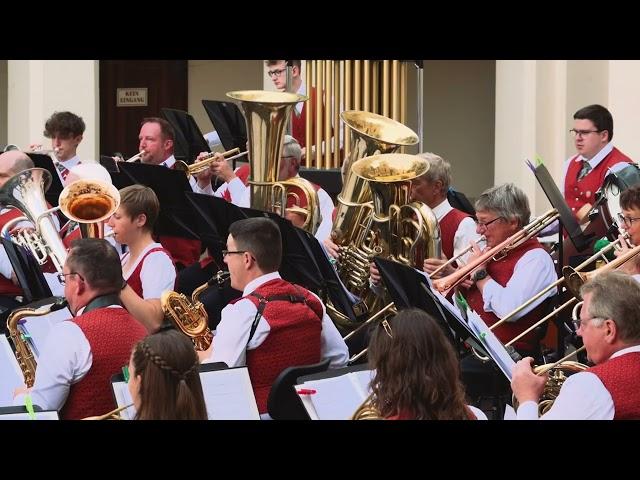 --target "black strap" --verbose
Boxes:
[83,293,122,314]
